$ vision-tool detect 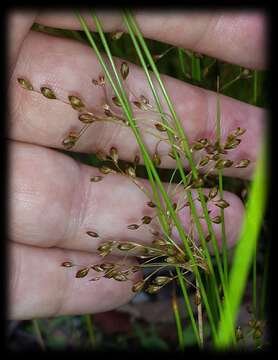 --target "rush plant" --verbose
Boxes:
[18,10,268,350]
